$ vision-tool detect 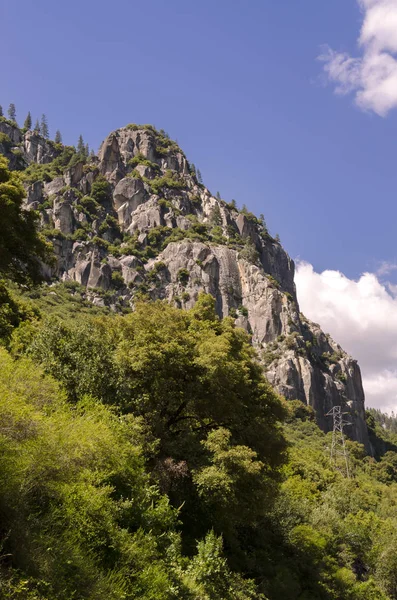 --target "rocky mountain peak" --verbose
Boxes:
[0,118,370,450]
